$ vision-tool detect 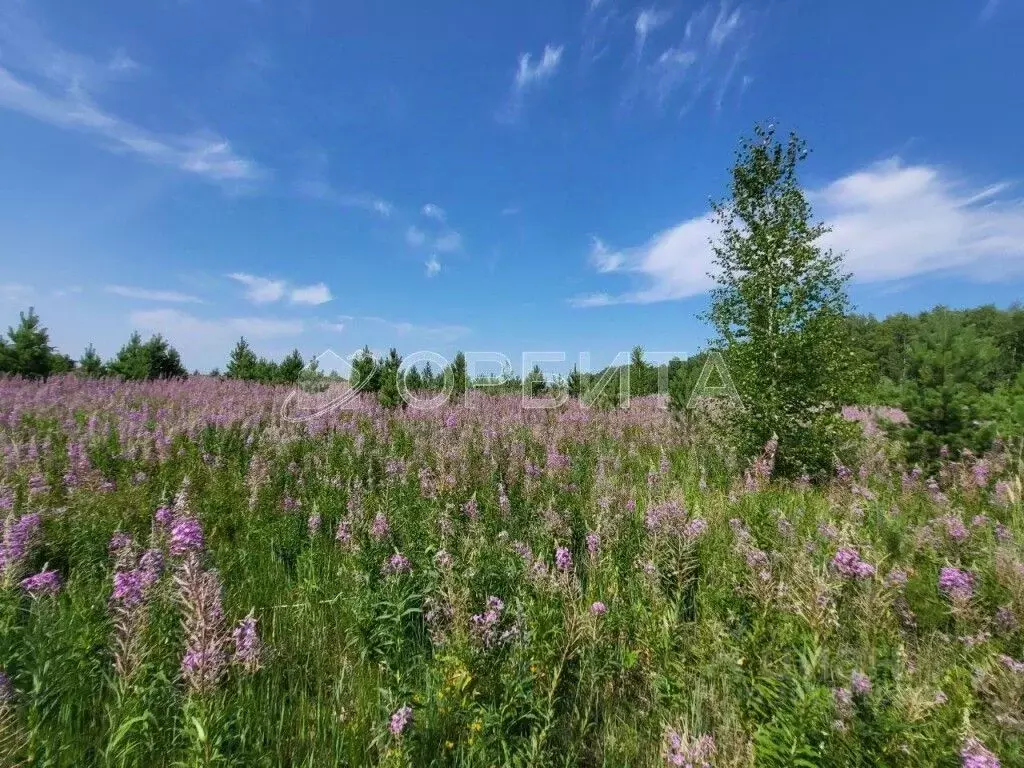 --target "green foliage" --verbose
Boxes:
[351,346,379,394]
[78,344,104,377]
[106,332,187,380]
[525,364,547,397]
[378,348,403,409]
[226,337,259,380]
[0,307,67,378]
[567,365,582,399]
[705,124,863,478]
[449,351,468,402]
